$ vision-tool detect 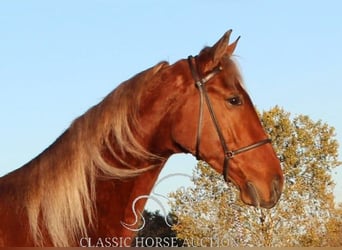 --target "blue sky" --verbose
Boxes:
[0,1,341,210]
